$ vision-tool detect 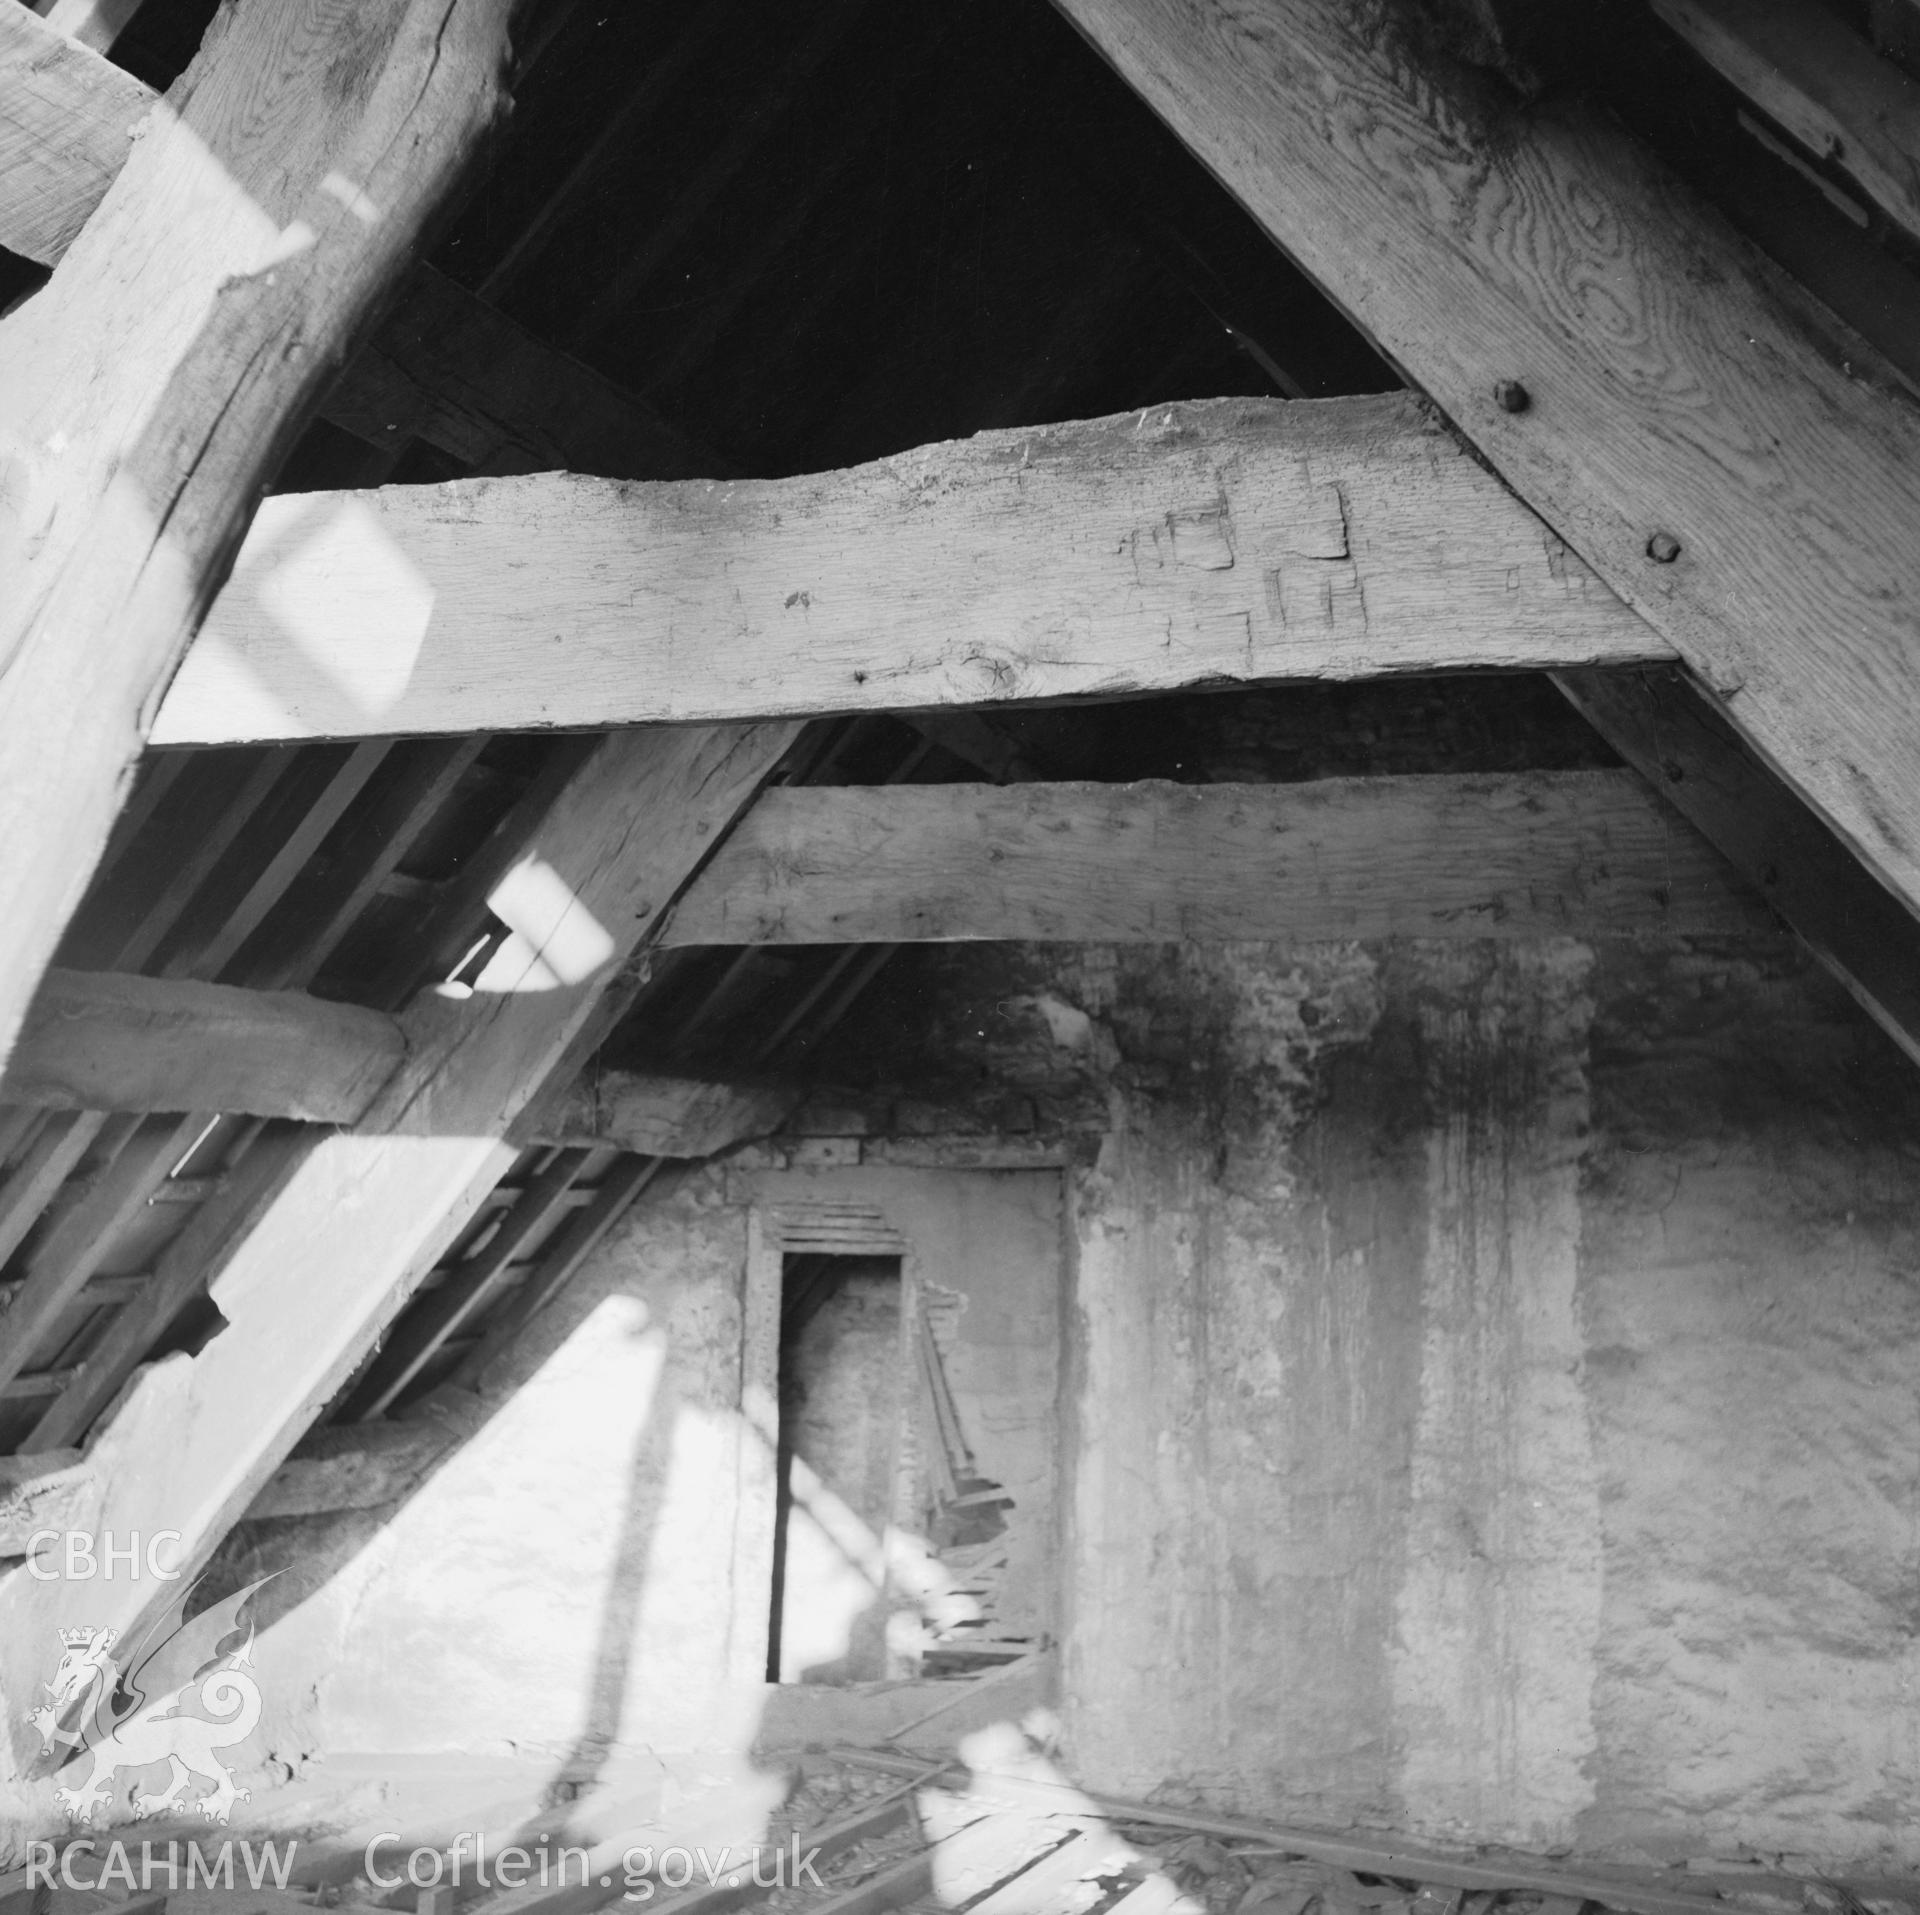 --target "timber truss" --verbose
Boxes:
[3,0,1920,1766]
